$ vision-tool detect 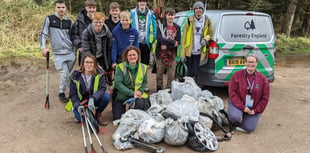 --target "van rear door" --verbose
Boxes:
[214,12,275,82]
